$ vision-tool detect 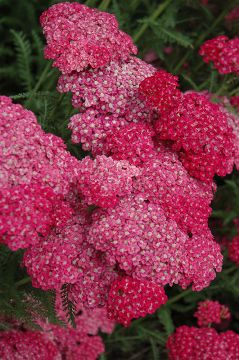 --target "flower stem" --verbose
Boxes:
[133,0,172,43]
[15,277,31,288]
[167,288,192,305]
